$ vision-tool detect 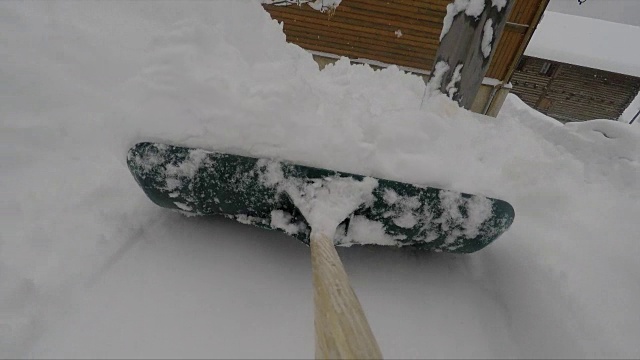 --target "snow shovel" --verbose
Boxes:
[127,141,515,359]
